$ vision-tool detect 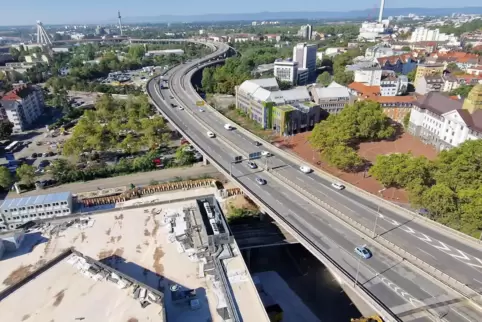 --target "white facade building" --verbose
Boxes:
[408,90,482,151]
[409,27,457,43]
[274,60,298,84]
[354,68,383,86]
[298,25,312,40]
[0,192,73,231]
[0,85,45,132]
[293,43,317,79]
